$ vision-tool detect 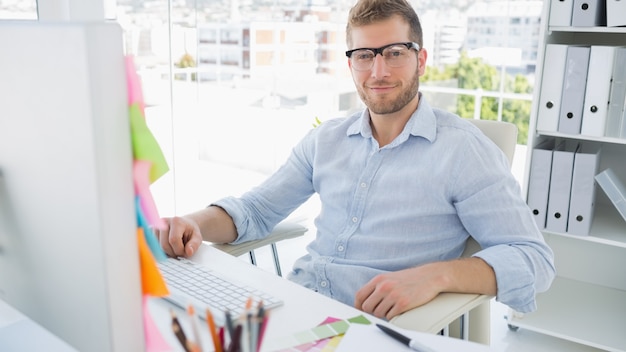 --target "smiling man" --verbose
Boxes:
[158,0,555,321]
